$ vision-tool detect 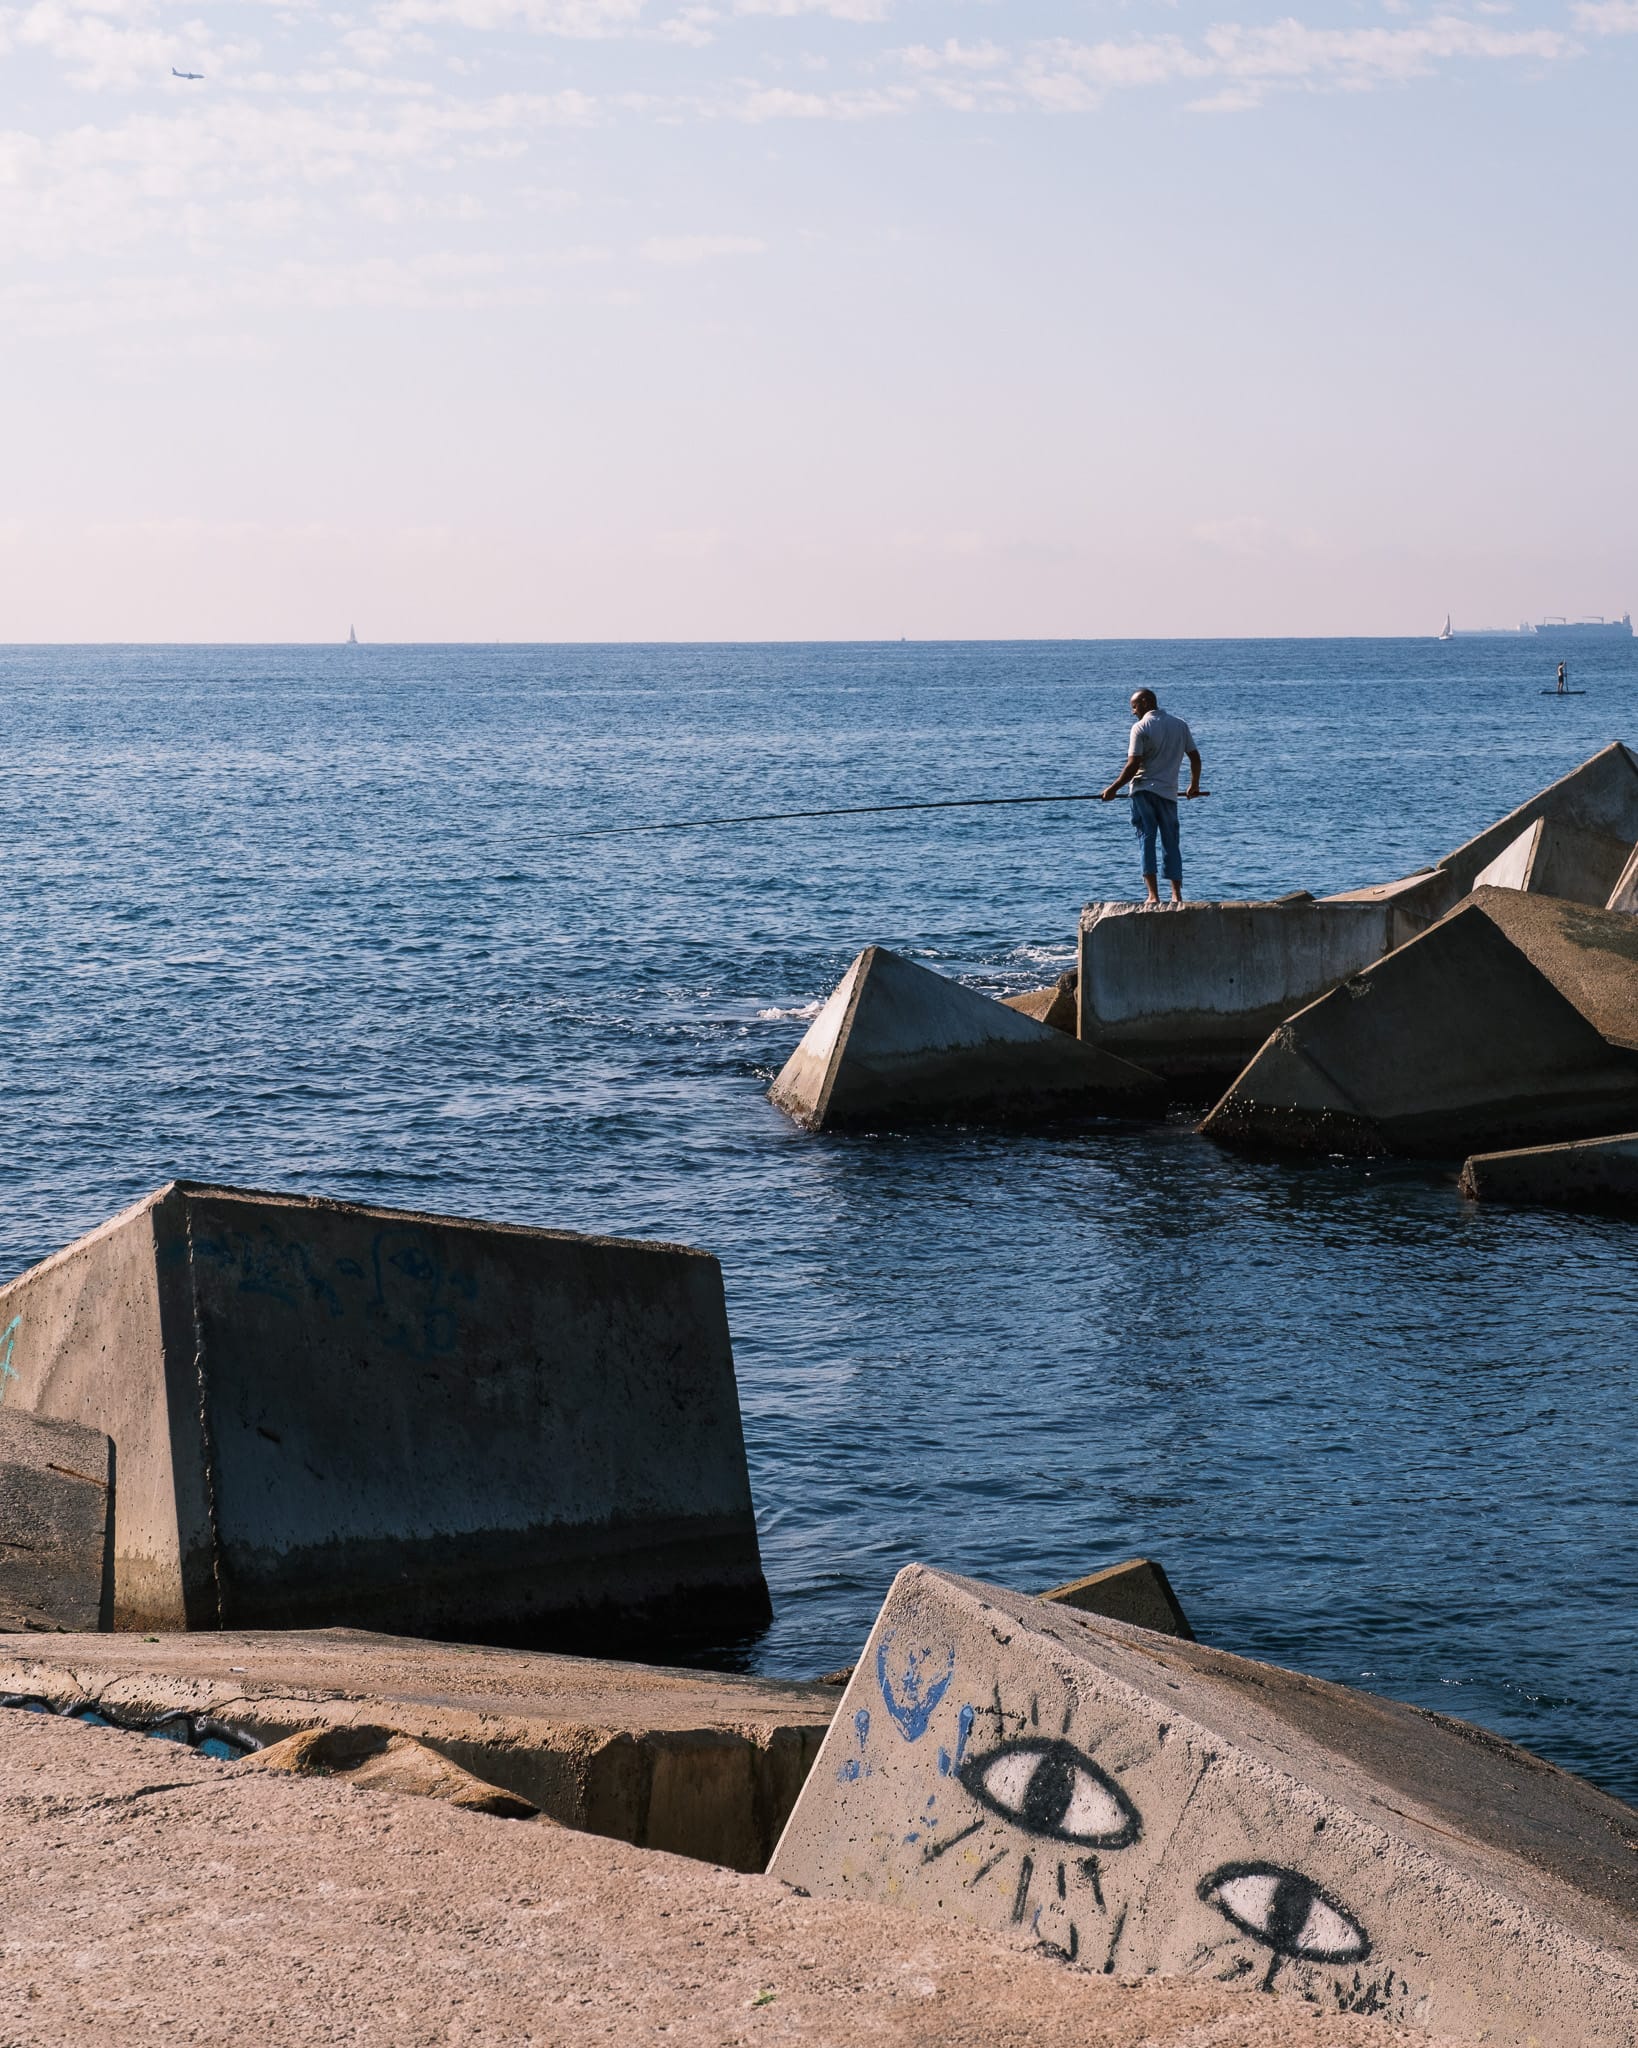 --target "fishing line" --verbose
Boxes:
[562,790,1211,841]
